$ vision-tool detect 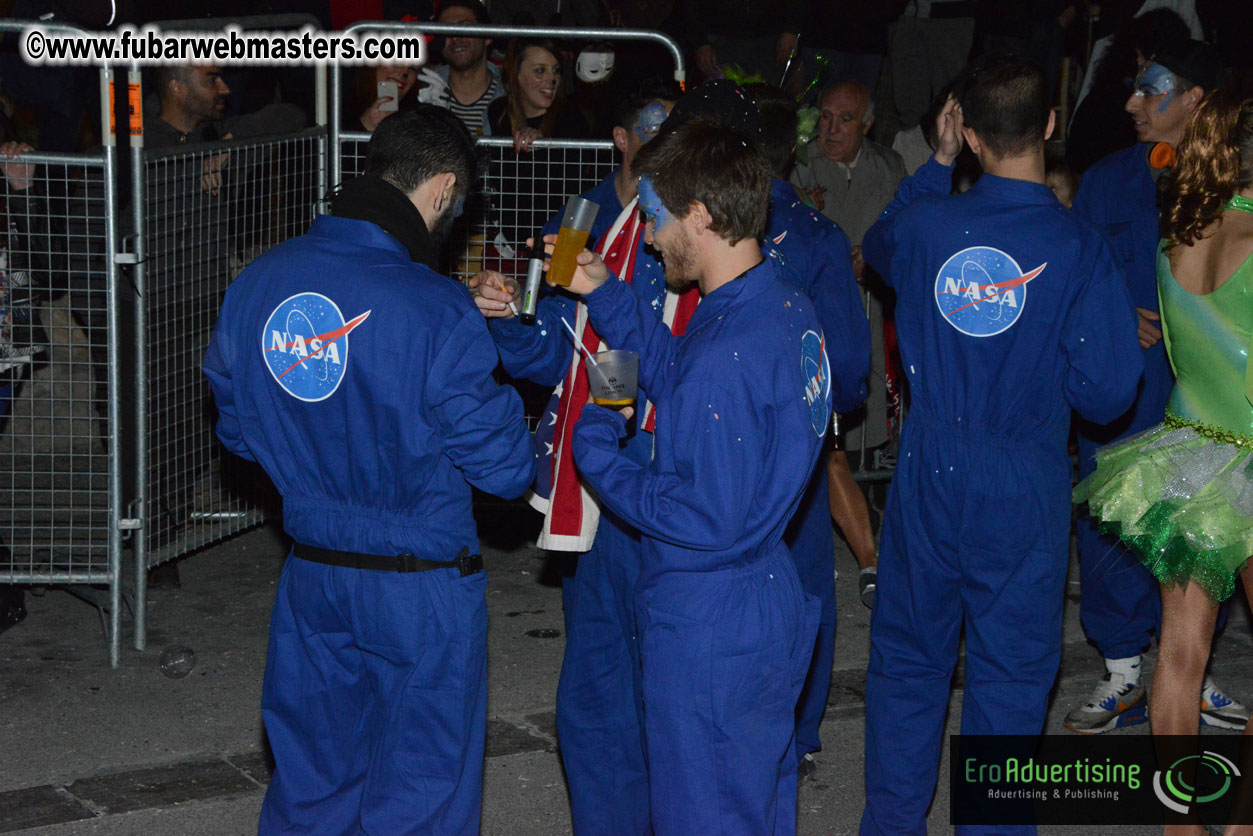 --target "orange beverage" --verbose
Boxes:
[548,226,591,287]
[592,395,635,407]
